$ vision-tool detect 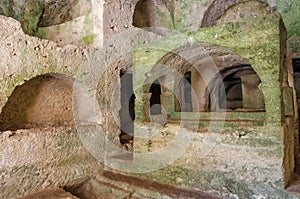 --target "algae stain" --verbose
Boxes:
[80,34,96,46]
